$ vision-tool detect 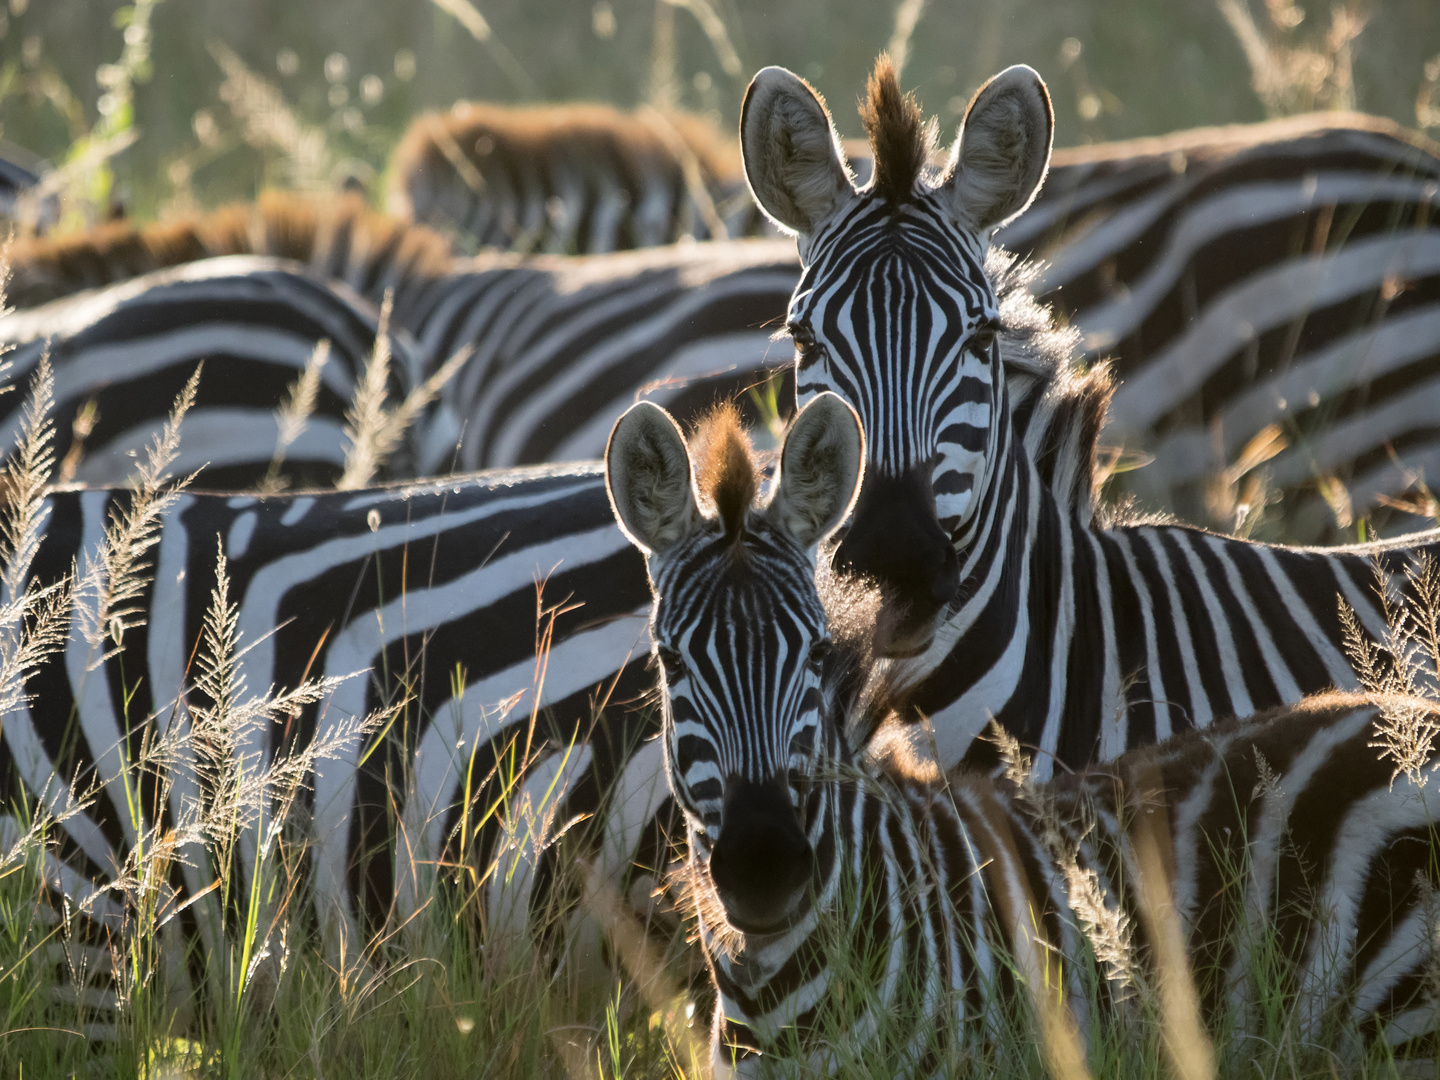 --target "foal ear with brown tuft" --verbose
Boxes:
[606,402,700,557]
[943,65,1053,234]
[767,393,864,549]
[741,66,856,240]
